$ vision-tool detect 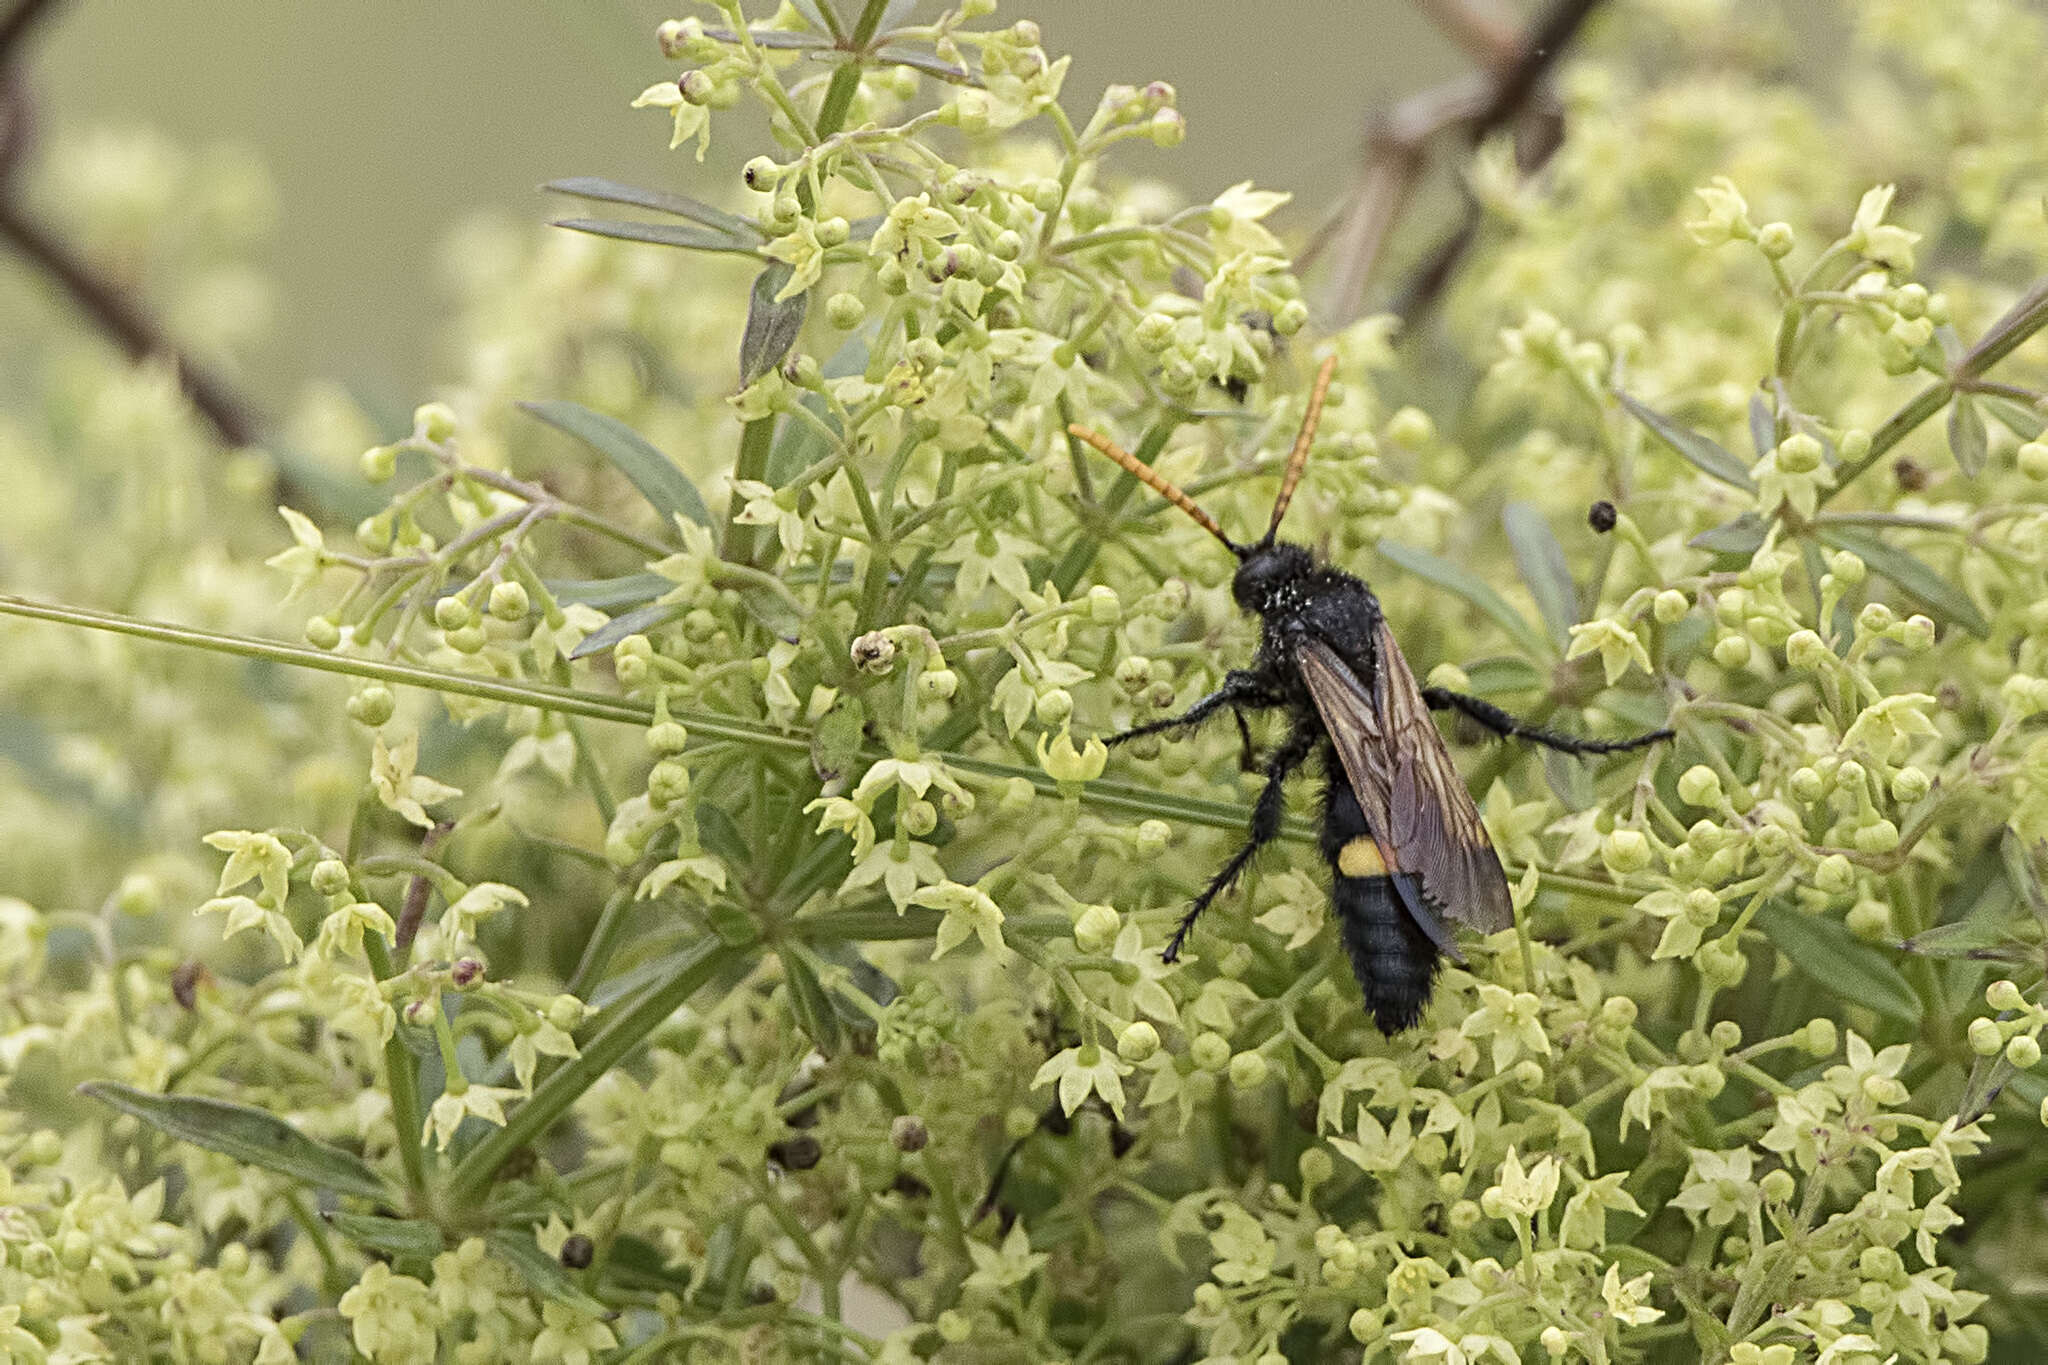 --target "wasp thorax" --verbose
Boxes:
[1231,542,1313,613]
